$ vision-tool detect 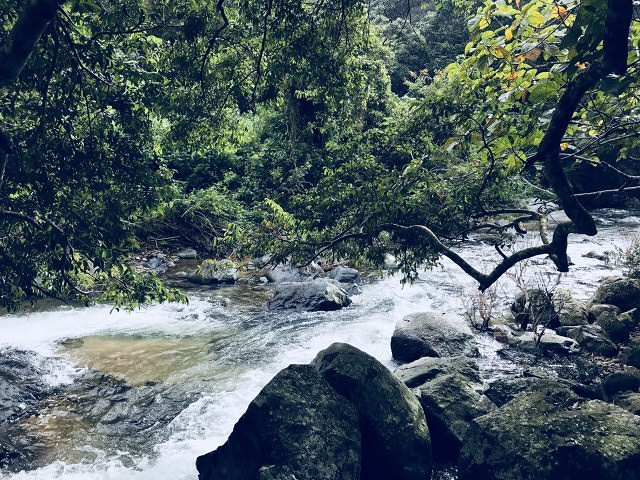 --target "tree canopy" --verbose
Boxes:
[1,0,639,310]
